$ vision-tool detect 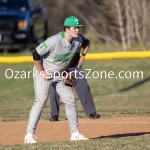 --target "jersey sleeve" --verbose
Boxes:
[36,35,57,55]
